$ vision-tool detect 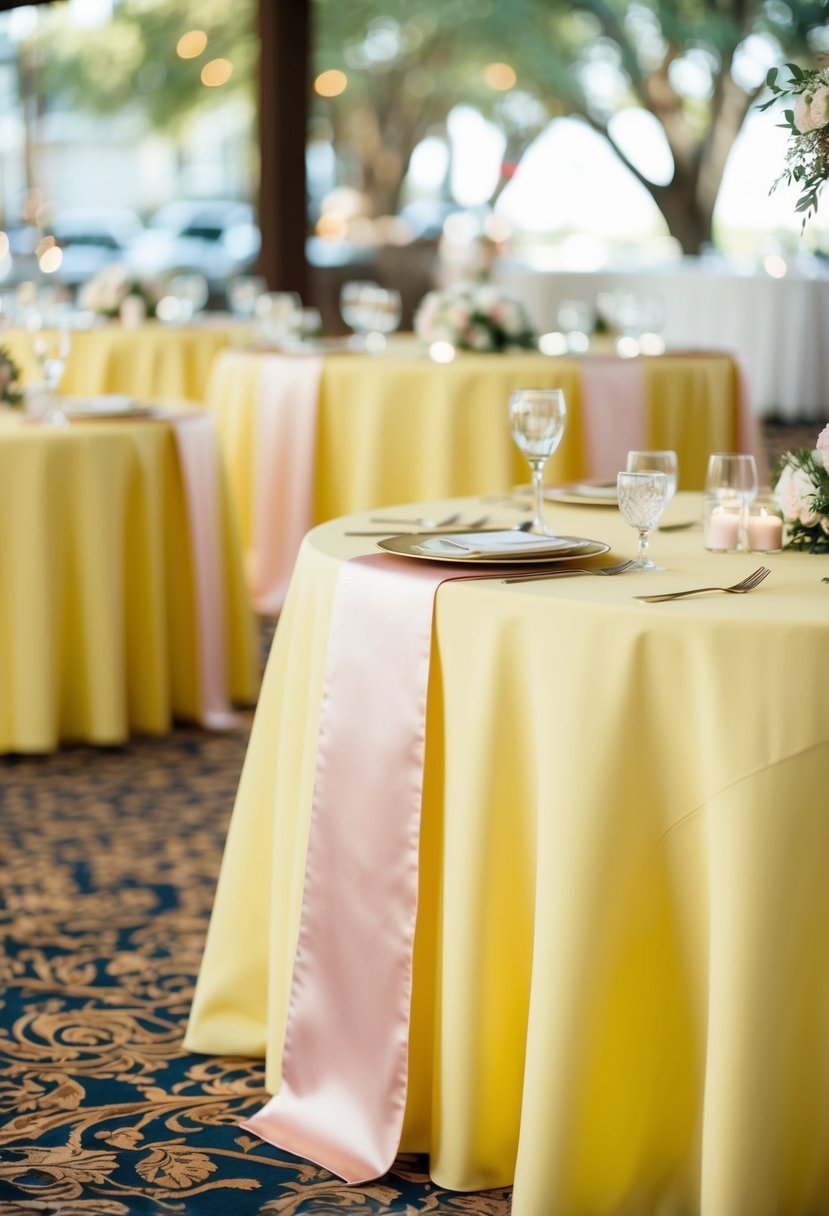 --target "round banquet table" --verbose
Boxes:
[186,492,829,1215]
[3,318,249,405]
[207,343,763,613]
[0,407,258,753]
